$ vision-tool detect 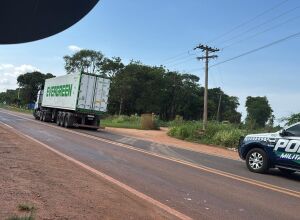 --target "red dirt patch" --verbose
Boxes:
[0,124,175,219]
